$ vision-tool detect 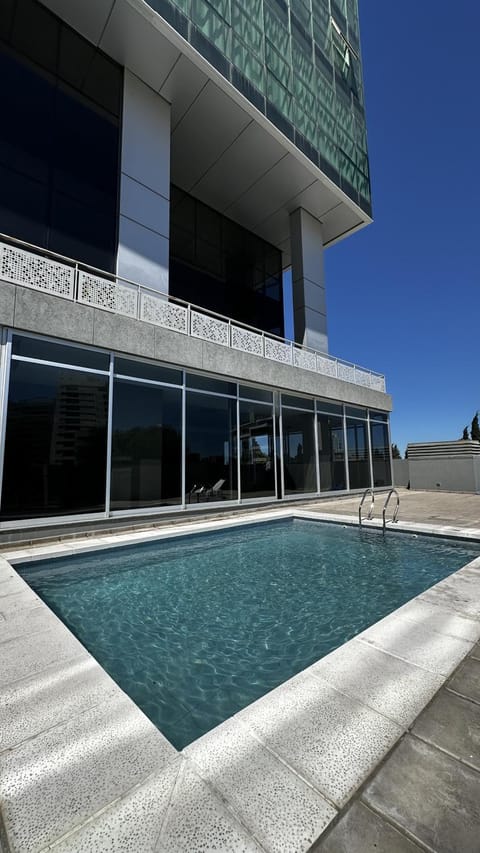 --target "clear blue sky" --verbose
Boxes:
[286,0,480,456]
